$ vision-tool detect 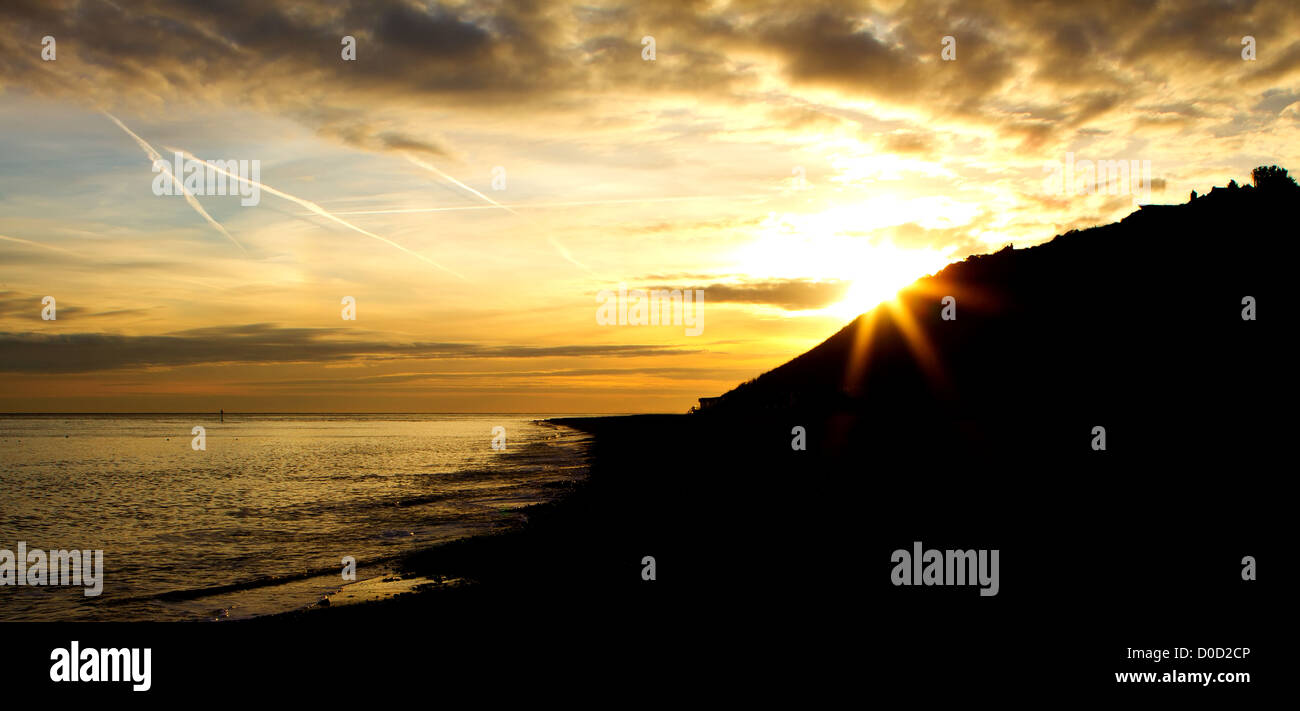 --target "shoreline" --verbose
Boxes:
[249,415,673,622]
[0,415,597,623]
[227,418,598,621]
